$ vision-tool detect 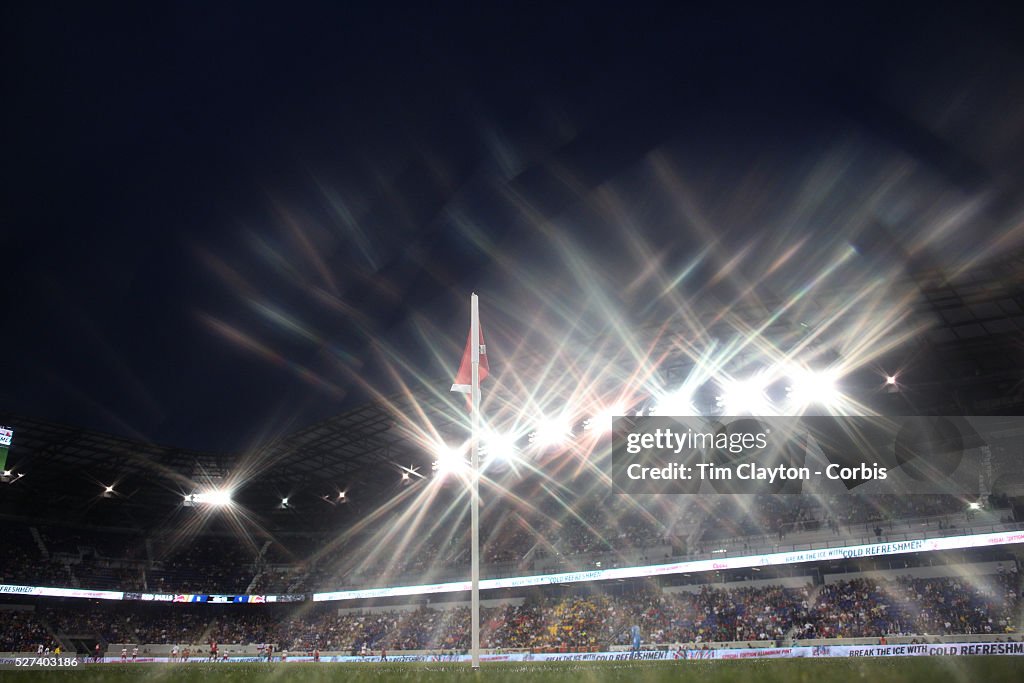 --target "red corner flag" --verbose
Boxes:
[451,326,488,395]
